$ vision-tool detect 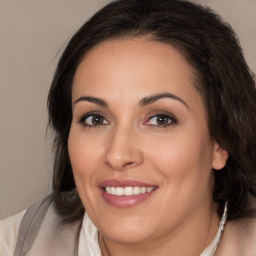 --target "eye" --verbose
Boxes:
[79,113,109,127]
[145,113,177,127]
